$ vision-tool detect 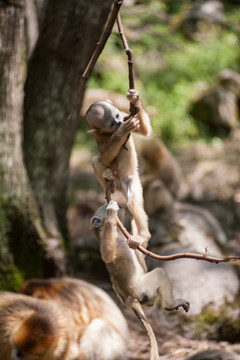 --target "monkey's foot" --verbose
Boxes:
[165,299,190,313]
[126,89,140,106]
